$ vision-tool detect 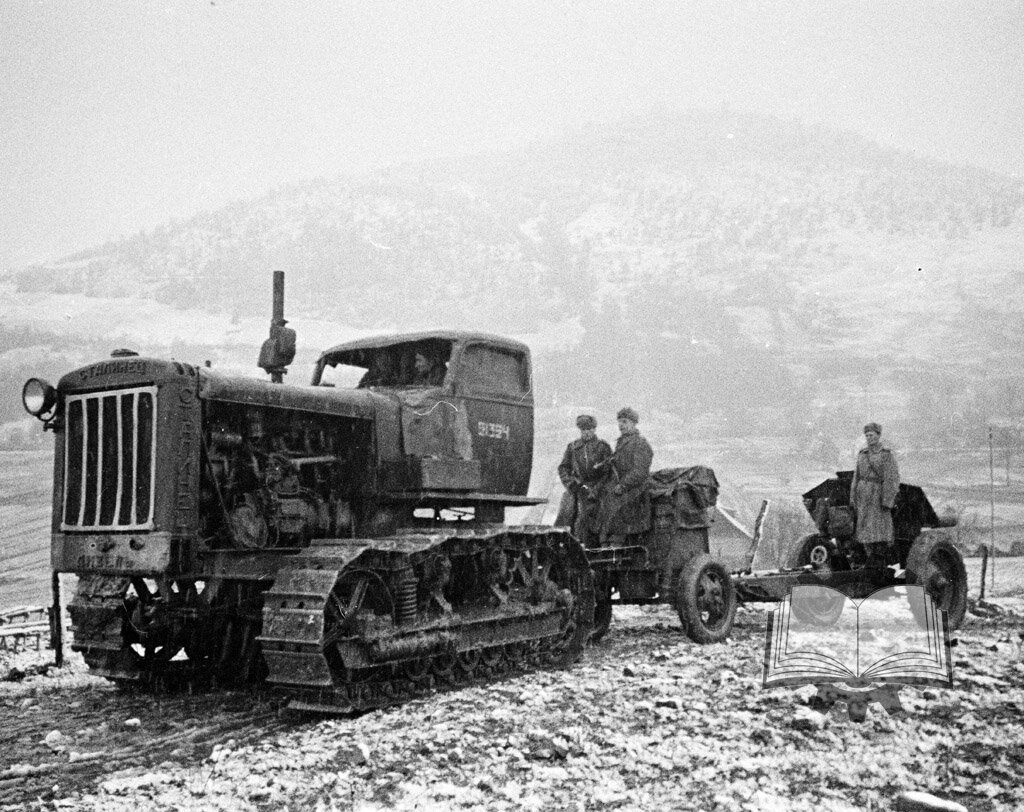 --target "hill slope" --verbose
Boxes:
[4,110,1024,446]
